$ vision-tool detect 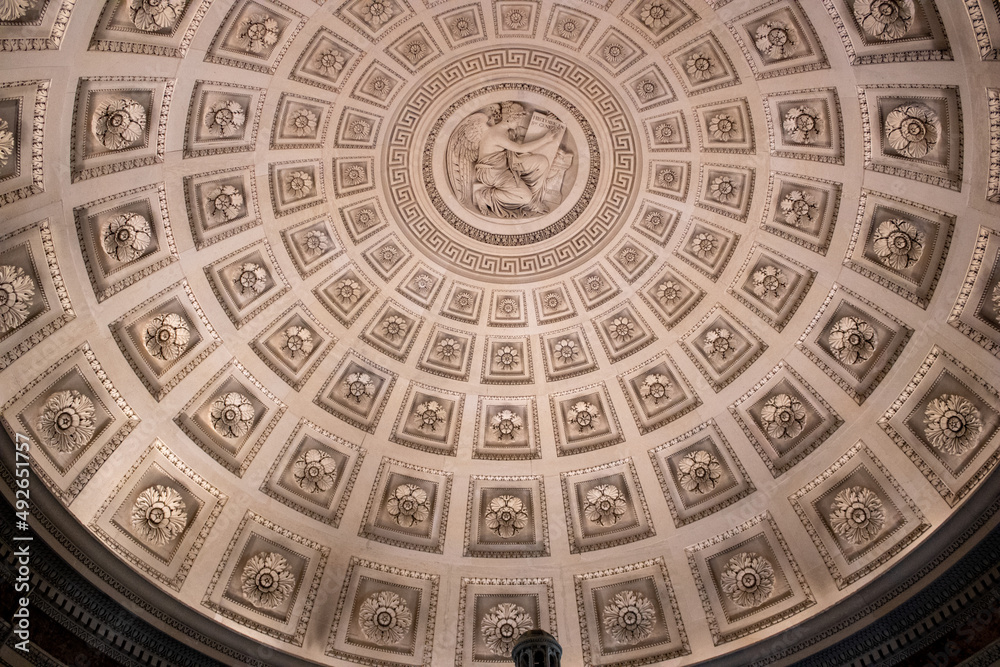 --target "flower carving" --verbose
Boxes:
[760,393,807,440]
[206,184,244,223]
[608,317,636,343]
[210,392,255,438]
[652,122,673,143]
[497,296,519,315]
[657,280,682,304]
[287,108,318,137]
[375,243,398,265]
[828,316,877,365]
[346,118,371,140]
[402,38,429,63]
[450,15,476,38]
[130,485,187,545]
[237,13,279,54]
[315,48,345,77]
[655,167,677,187]
[386,483,430,527]
[354,208,378,231]
[783,106,824,144]
[436,337,460,361]
[36,390,96,453]
[235,262,268,295]
[686,52,716,82]
[343,163,367,186]
[703,328,734,360]
[143,312,191,361]
[0,118,13,168]
[302,230,330,258]
[567,401,599,432]
[358,591,411,646]
[286,170,313,199]
[872,219,924,270]
[281,325,314,359]
[677,450,722,494]
[602,590,655,645]
[853,0,913,41]
[454,290,475,311]
[490,409,523,441]
[345,372,376,402]
[481,603,533,656]
[0,264,34,332]
[503,8,528,30]
[381,315,407,341]
[554,18,579,40]
[755,21,797,60]
[709,175,738,203]
[484,495,529,539]
[0,0,31,21]
[780,190,817,227]
[204,100,245,137]
[640,0,673,31]
[102,213,152,262]
[365,75,392,99]
[584,484,627,526]
[361,0,393,29]
[292,448,337,493]
[241,552,295,609]
[603,42,627,65]
[721,552,775,608]
[334,279,362,304]
[830,486,885,545]
[639,373,671,404]
[752,265,788,299]
[634,78,659,102]
[709,114,738,142]
[414,400,447,431]
[924,394,983,455]
[553,338,579,363]
[493,345,520,370]
[885,103,940,159]
[129,0,183,31]
[690,232,719,258]
[92,98,146,151]
[618,246,640,267]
